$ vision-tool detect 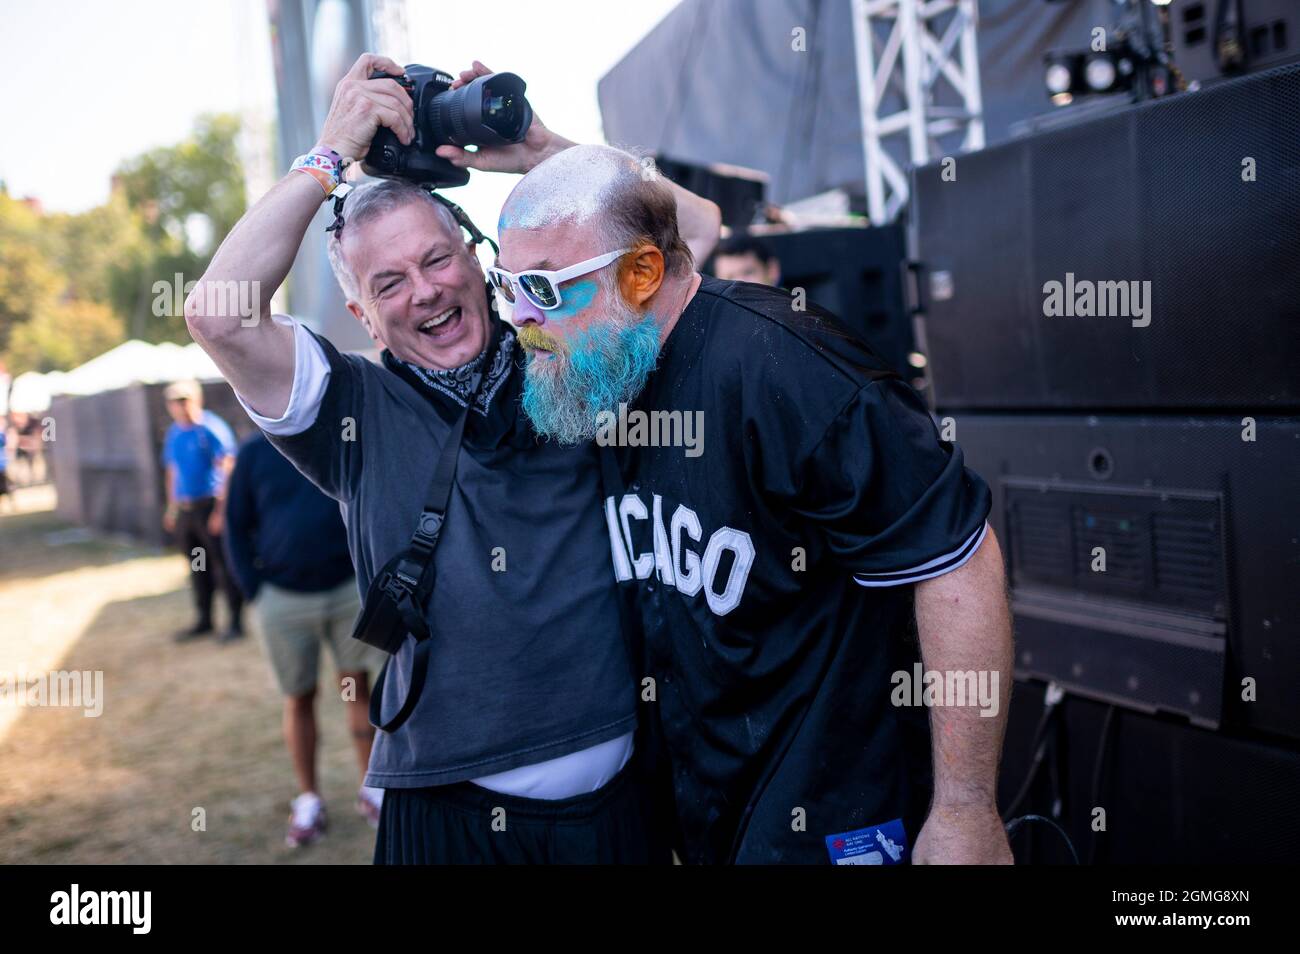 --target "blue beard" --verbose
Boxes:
[521,313,661,444]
